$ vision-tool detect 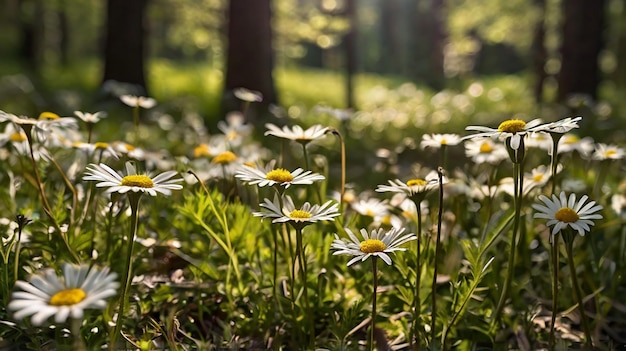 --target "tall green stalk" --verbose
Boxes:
[431,168,445,342]
[413,201,423,350]
[295,226,314,349]
[111,192,141,350]
[493,139,525,323]
[563,230,593,349]
[370,257,378,351]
